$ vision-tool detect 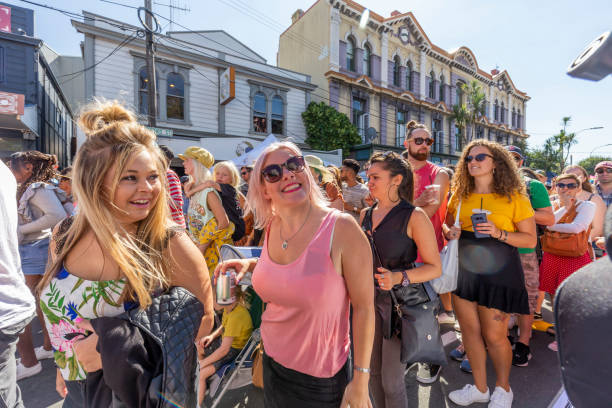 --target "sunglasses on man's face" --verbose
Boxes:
[596,167,612,174]
[261,156,305,183]
[411,137,434,146]
[465,153,493,163]
[556,182,578,190]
